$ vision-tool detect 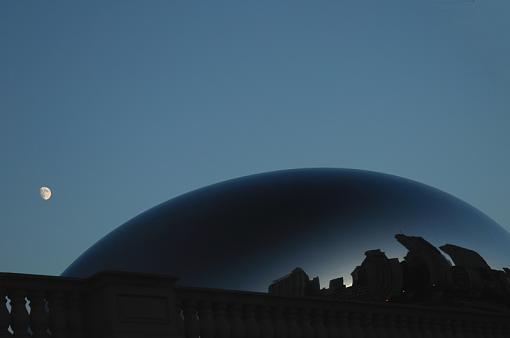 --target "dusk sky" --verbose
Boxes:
[1,1,510,277]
